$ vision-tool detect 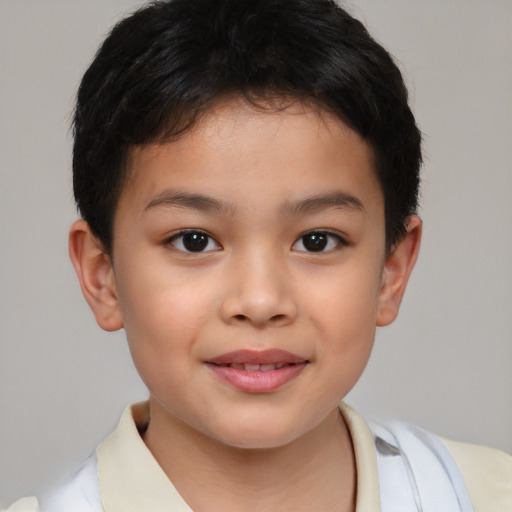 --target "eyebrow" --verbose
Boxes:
[282,192,365,215]
[144,190,364,216]
[144,190,237,215]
